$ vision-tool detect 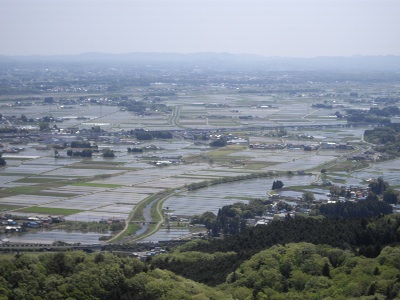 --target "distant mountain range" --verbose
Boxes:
[1,52,400,71]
